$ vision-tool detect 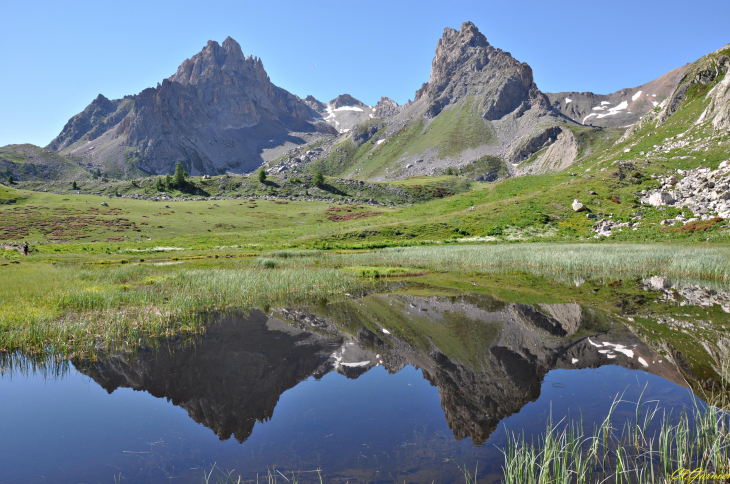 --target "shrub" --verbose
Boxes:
[313,169,325,187]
